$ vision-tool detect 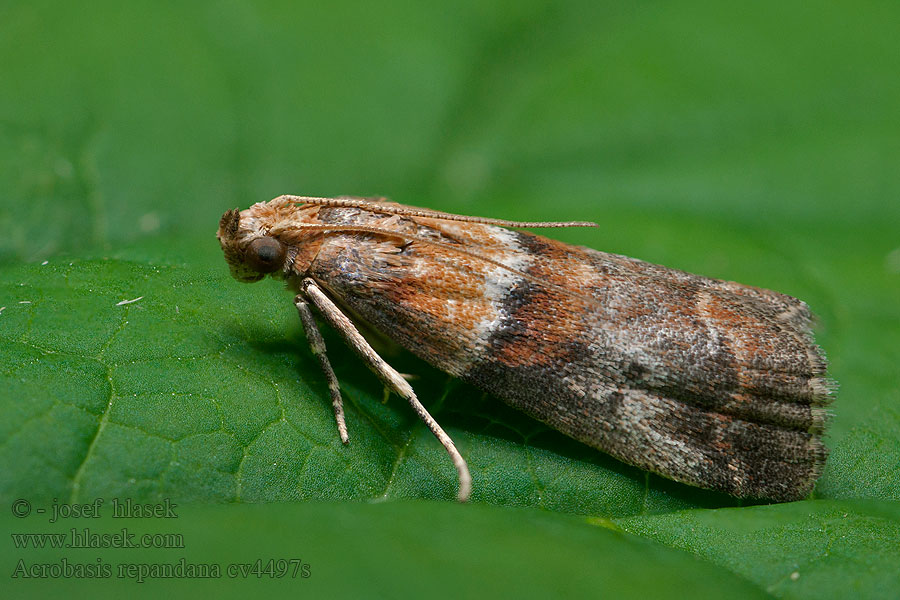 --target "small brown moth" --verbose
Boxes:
[217,195,832,502]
